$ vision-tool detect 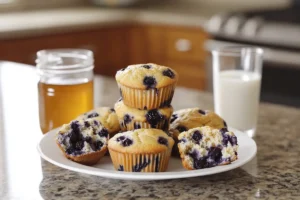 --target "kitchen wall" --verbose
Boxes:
[0,0,86,12]
[0,0,291,12]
